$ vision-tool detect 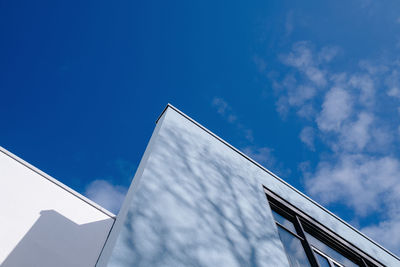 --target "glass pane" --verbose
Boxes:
[314,251,331,267]
[276,225,312,267]
[271,209,297,233]
[305,232,359,267]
